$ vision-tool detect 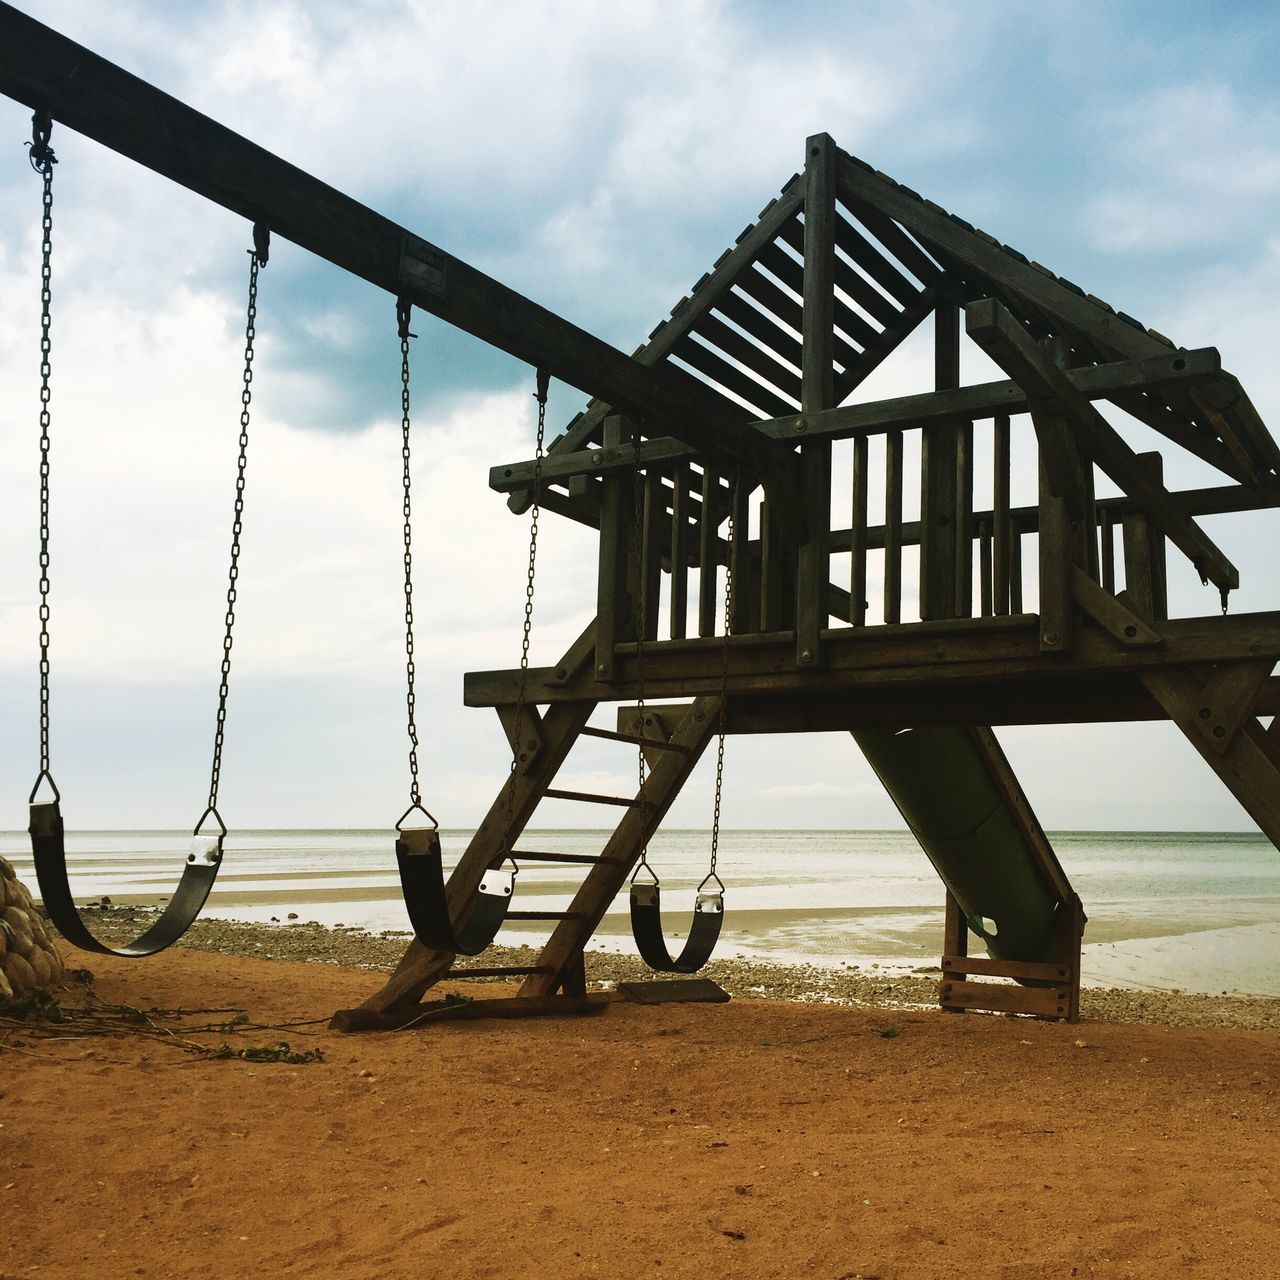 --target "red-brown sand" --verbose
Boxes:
[3,946,1278,1280]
